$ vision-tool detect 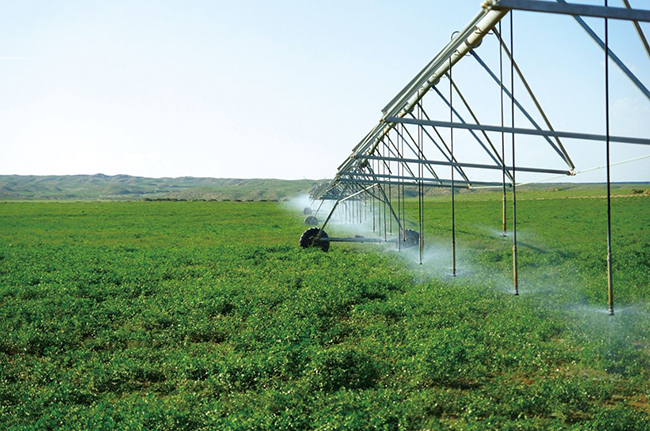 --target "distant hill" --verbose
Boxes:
[0,174,325,201]
[0,174,647,201]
